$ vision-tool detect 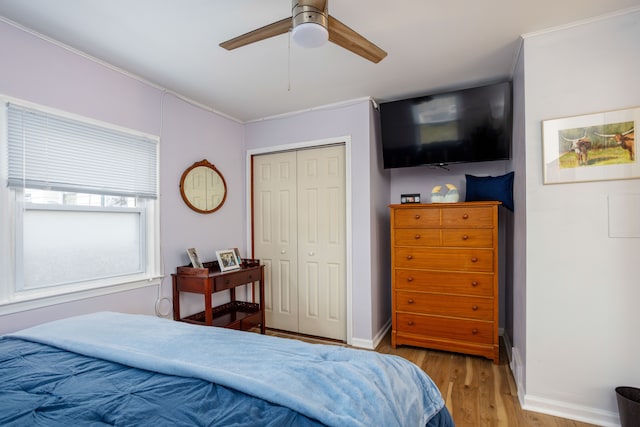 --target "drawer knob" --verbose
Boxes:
[225,279,230,284]
[414,234,421,239]
[407,299,415,304]
[471,257,478,263]
[471,281,479,287]
[406,255,413,260]
[472,305,479,311]
[472,328,478,335]
[408,321,415,326]
[407,277,414,282]
[248,275,253,280]
[414,214,421,219]
[462,213,469,219]
[462,234,469,240]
